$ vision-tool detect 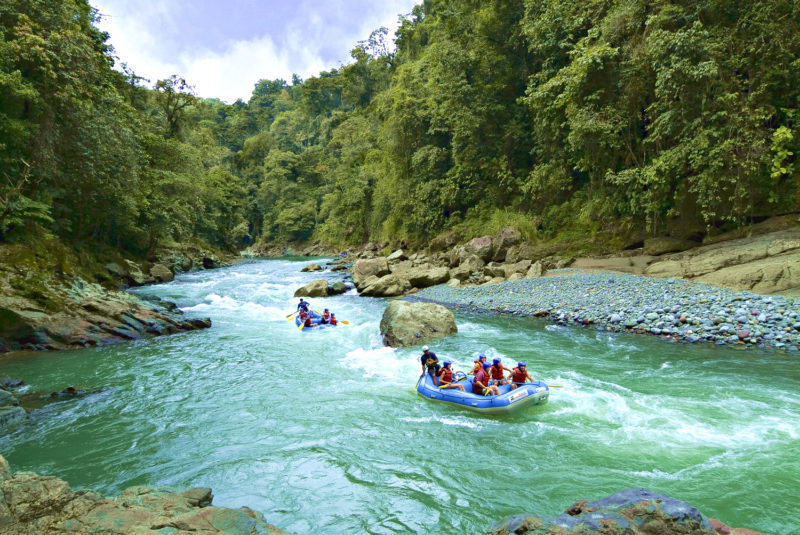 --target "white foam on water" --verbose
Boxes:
[660,361,671,369]
[341,346,415,380]
[400,415,482,429]
[180,293,278,319]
